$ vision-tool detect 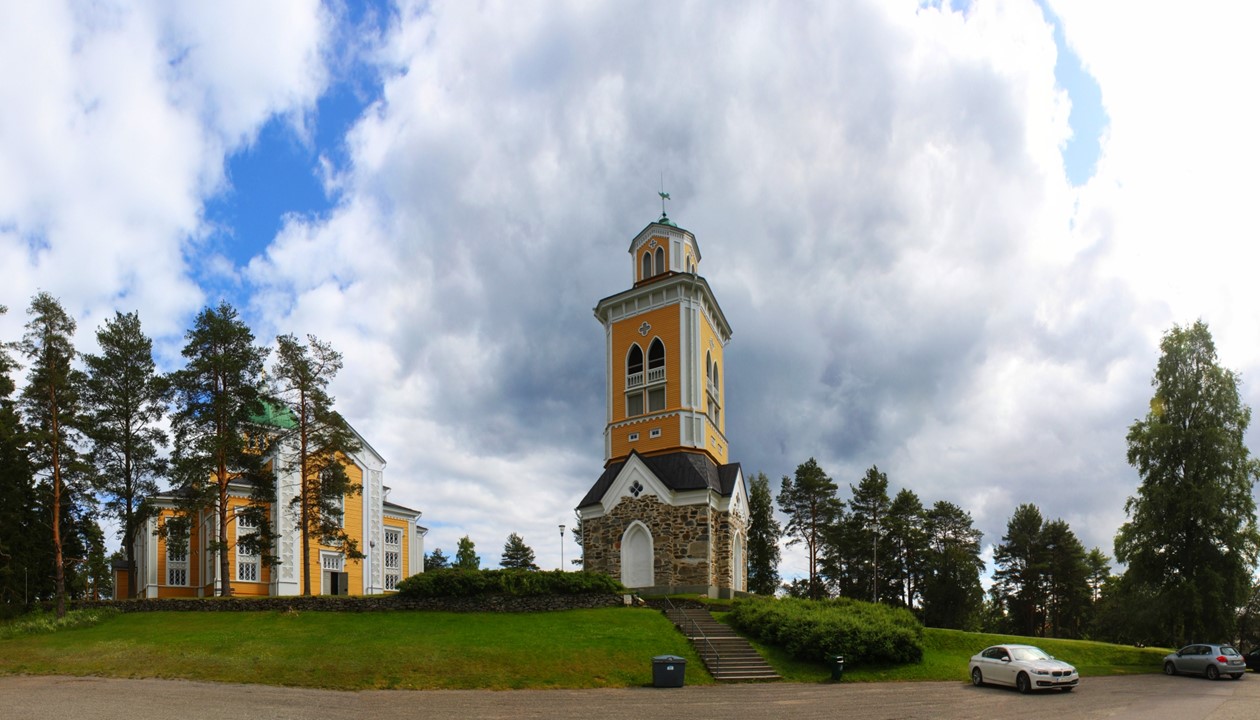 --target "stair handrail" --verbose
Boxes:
[663,596,720,676]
